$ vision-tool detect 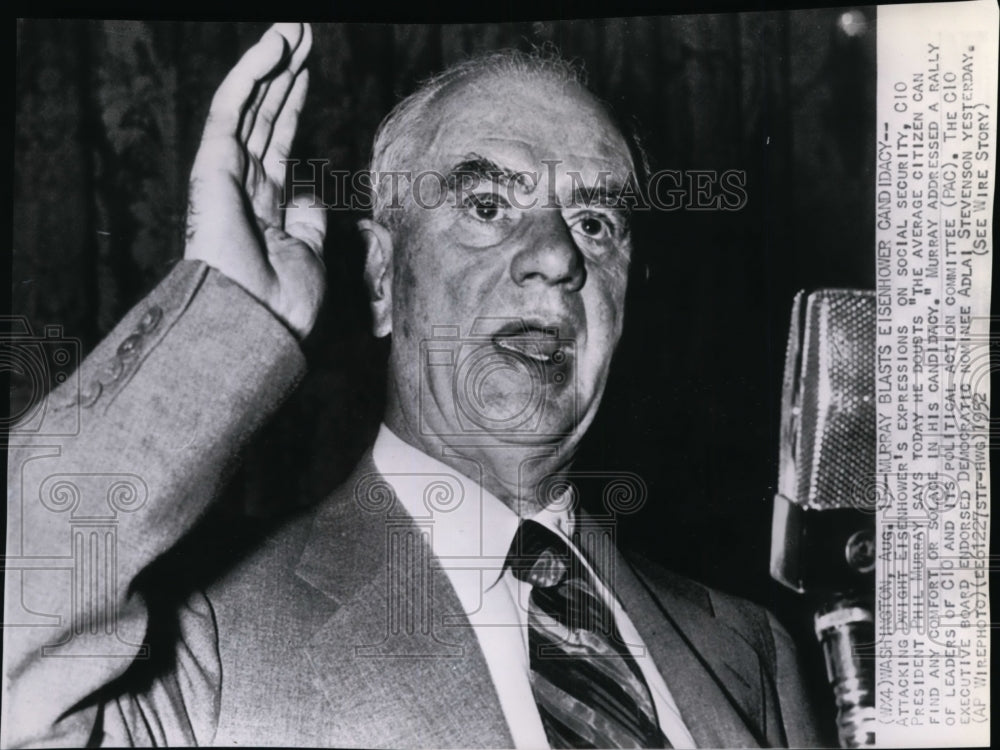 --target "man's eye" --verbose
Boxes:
[575,215,614,240]
[465,193,508,221]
